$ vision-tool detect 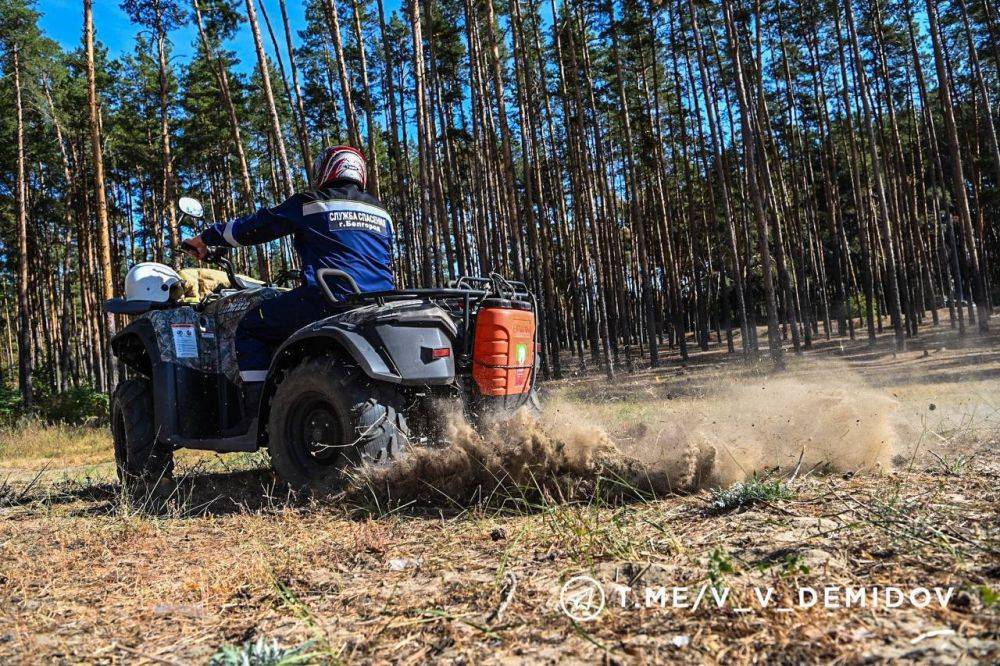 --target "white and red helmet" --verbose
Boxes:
[311,145,367,189]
